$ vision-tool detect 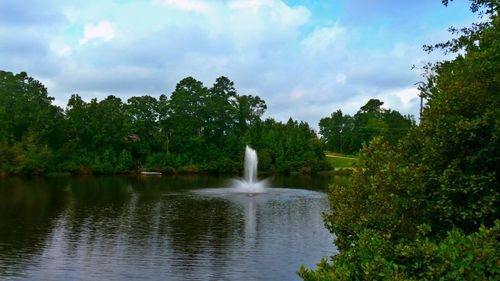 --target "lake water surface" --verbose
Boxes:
[0,175,342,281]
